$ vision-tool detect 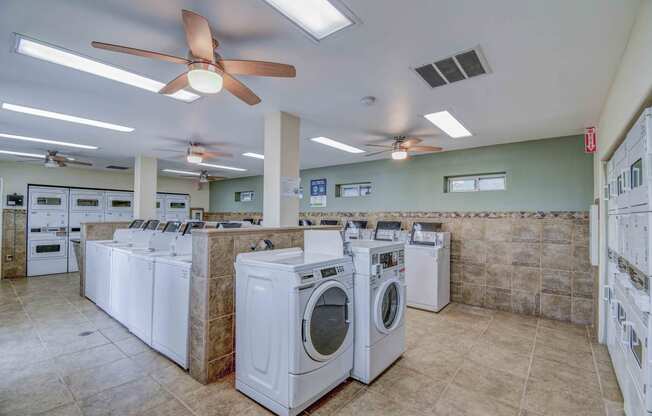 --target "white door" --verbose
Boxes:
[374,278,405,335]
[302,280,352,362]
